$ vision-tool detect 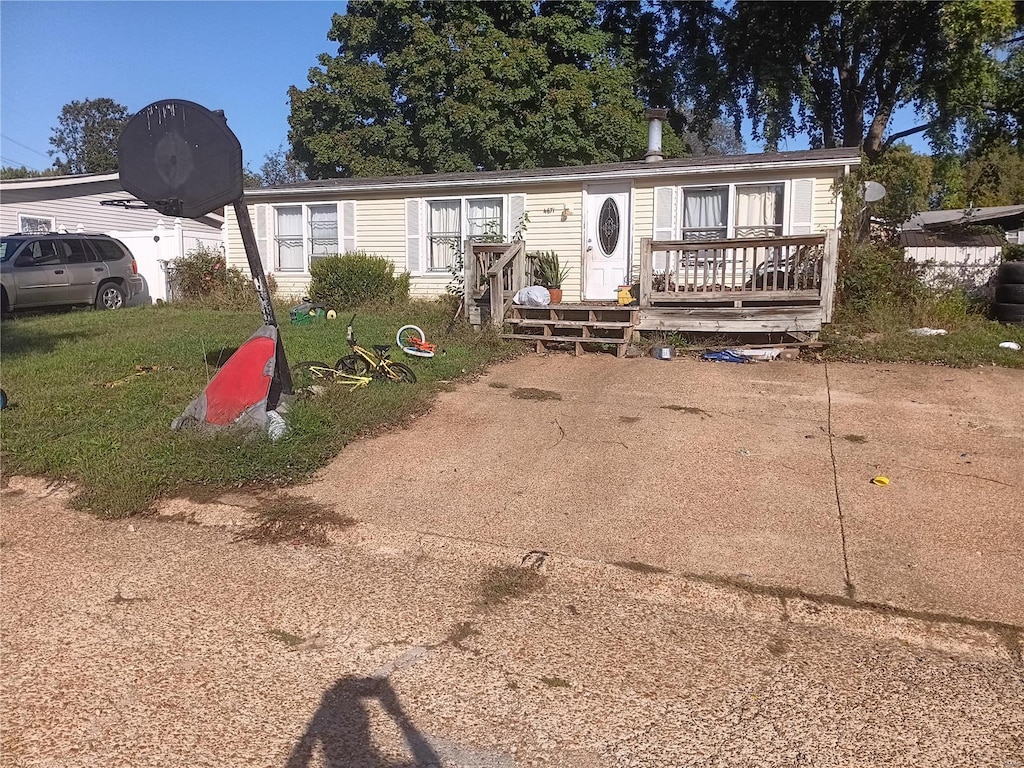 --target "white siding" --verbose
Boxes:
[0,180,214,234]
